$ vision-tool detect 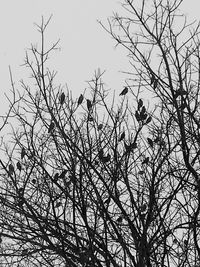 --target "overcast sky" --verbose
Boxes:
[0,1,199,107]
